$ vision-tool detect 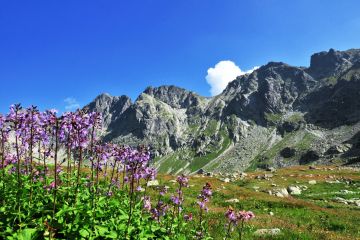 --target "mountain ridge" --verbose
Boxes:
[85,48,360,174]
